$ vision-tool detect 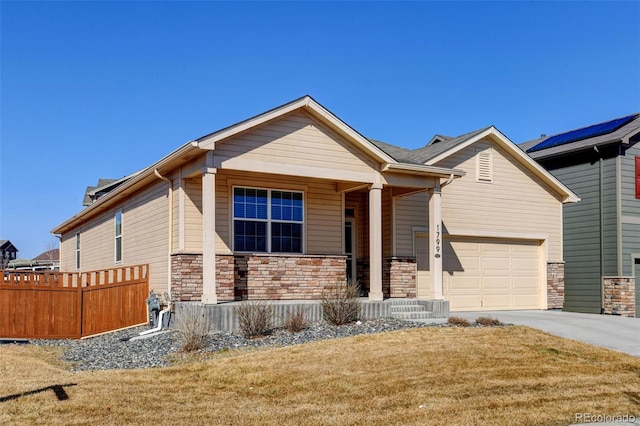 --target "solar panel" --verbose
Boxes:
[527,113,638,153]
